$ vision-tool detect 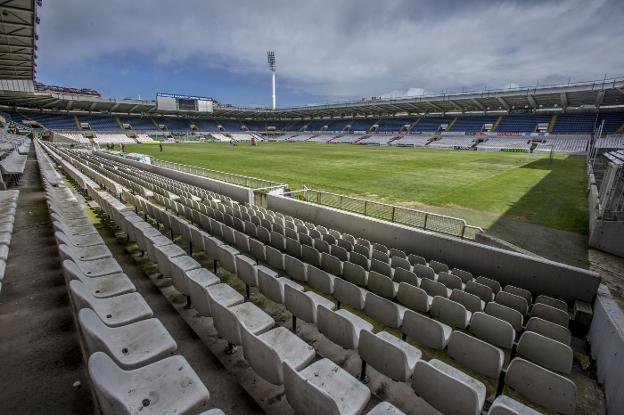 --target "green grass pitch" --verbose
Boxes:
[126,142,588,235]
